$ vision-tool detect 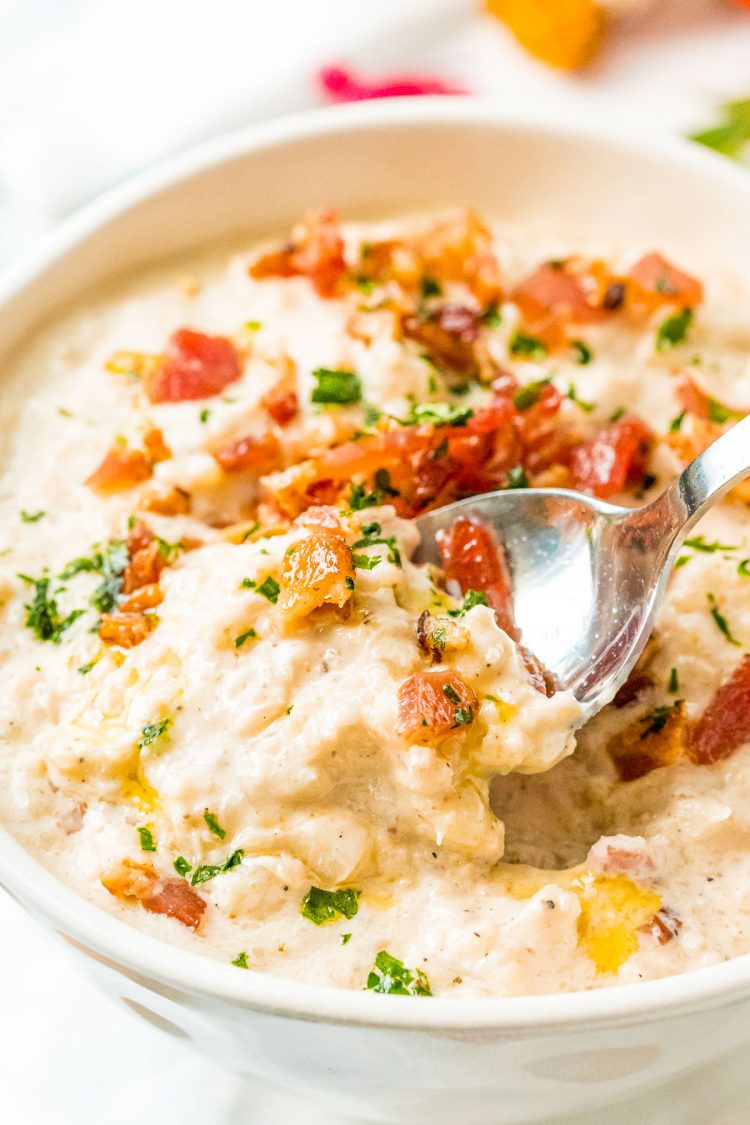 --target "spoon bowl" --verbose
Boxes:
[415,414,750,723]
